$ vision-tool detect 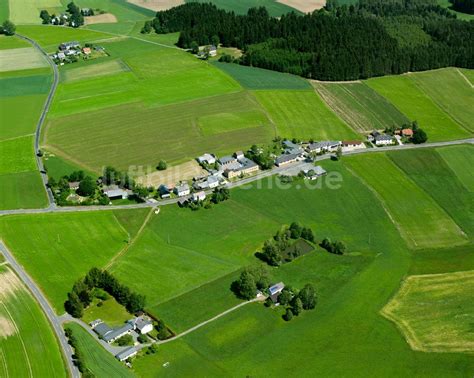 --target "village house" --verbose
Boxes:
[59,41,80,51]
[209,45,217,57]
[193,175,219,190]
[269,282,285,303]
[375,134,394,146]
[342,140,364,149]
[116,347,137,362]
[192,191,206,202]
[224,157,259,179]
[158,184,171,199]
[128,316,153,334]
[306,141,340,154]
[401,128,413,137]
[275,153,299,167]
[174,183,190,197]
[197,153,216,165]
[82,47,91,55]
